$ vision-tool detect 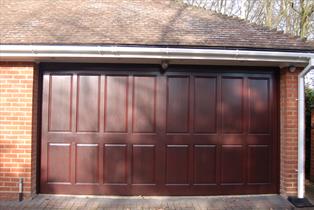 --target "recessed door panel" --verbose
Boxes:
[49,75,72,132]
[104,144,127,184]
[133,76,156,133]
[47,143,71,183]
[132,145,156,184]
[248,145,271,184]
[221,77,243,134]
[194,145,216,184]
[221,145,244,184]
[248,78,270,134]
[166,77,190,133]
[194,77,217,133]
[76,144,99,184]
[166,145,189,185]
[105,76,128,132]
[77,75,100,132]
